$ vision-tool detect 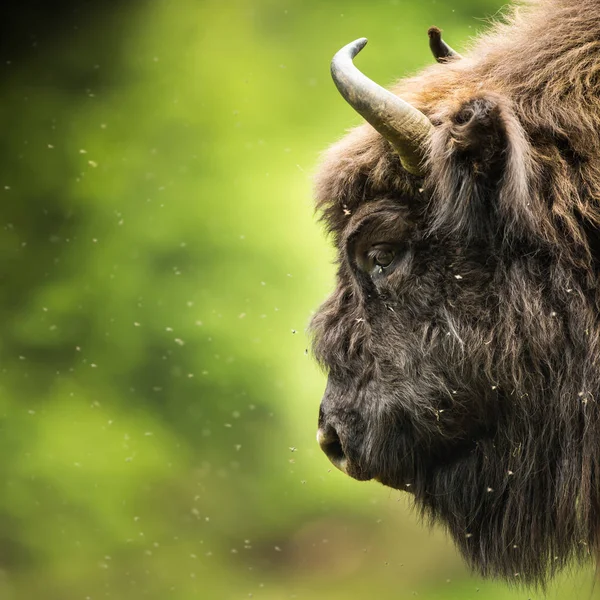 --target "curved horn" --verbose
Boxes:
[428,26,462,63]
[330,38,433,176]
